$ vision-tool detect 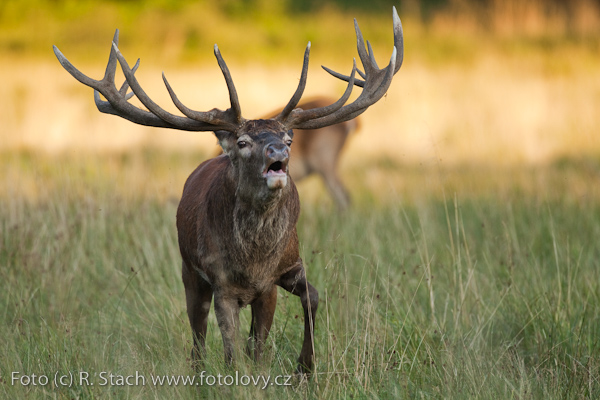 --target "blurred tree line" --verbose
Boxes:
[2,0,599,34]
[221,0,600,34]
[1,0,598,62]
[4,0,599,21]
